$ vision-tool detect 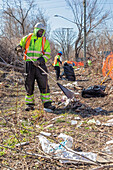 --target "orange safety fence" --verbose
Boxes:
[102,52,113,80]
[63,61,84,67]
[52,61,84,67]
